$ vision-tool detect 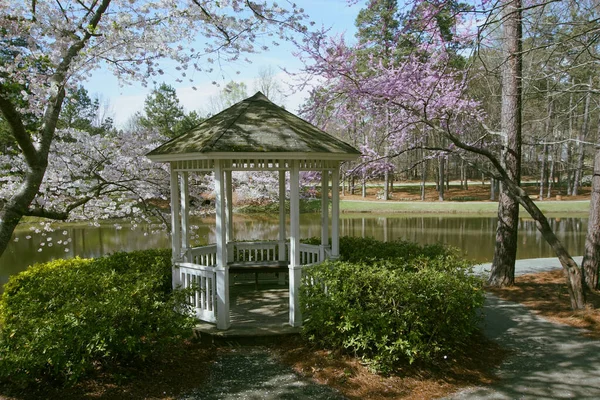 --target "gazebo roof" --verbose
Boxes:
[146,92,360,162]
